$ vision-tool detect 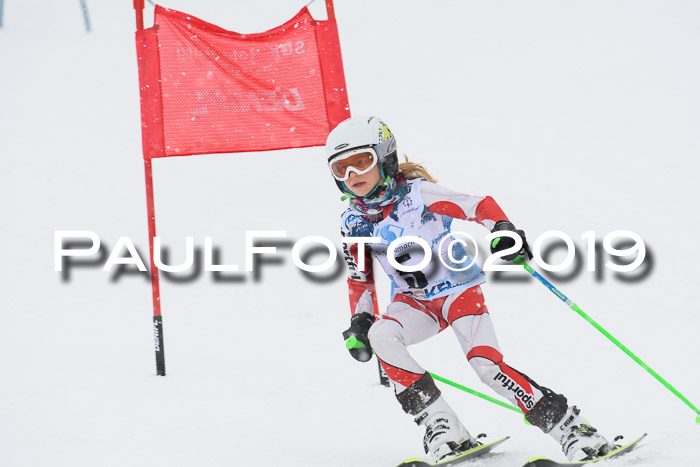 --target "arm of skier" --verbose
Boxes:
[341,235,380,318]
[420,180,508,230]
[340,233,379,362]
[421,180,532,260]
